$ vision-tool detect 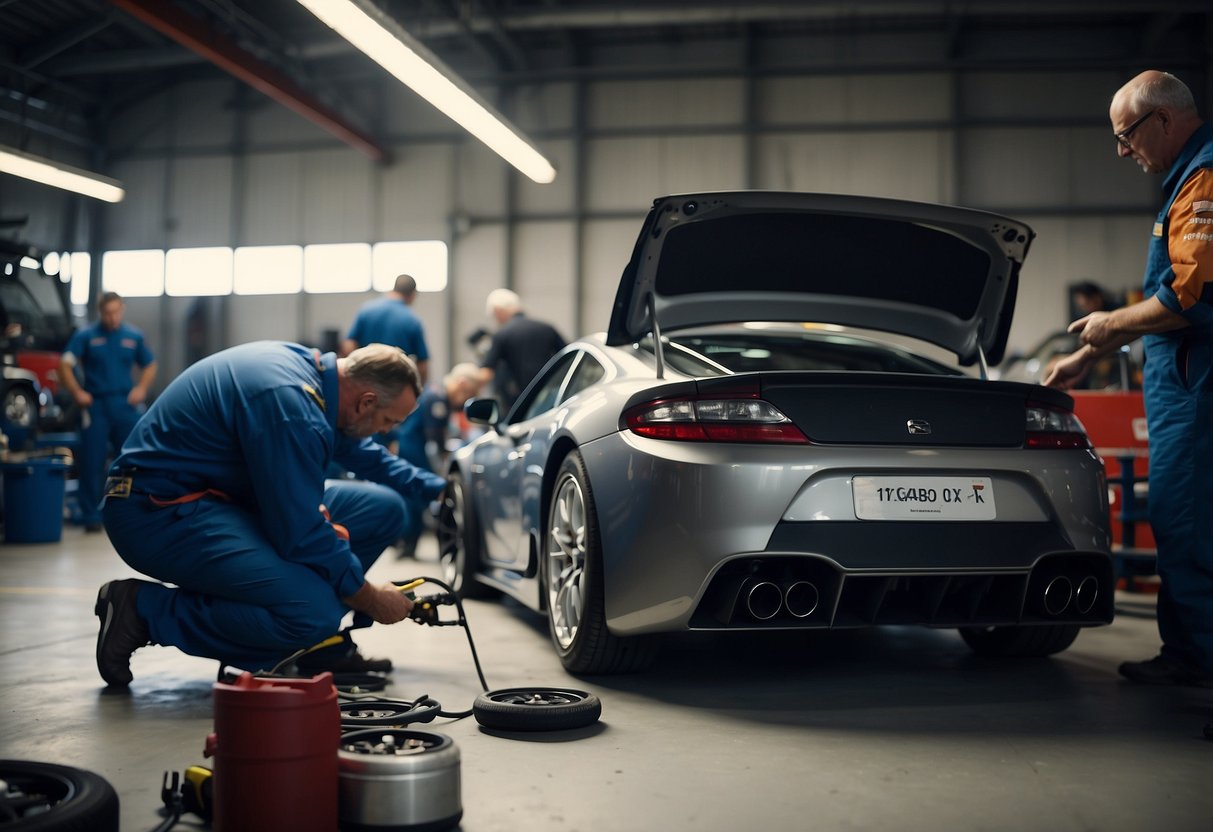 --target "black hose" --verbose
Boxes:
[325,576,491,721]
[411,575,491,692]
[250,576,493,723]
